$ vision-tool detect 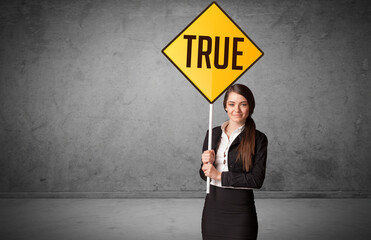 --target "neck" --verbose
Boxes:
[226,121,244,133]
